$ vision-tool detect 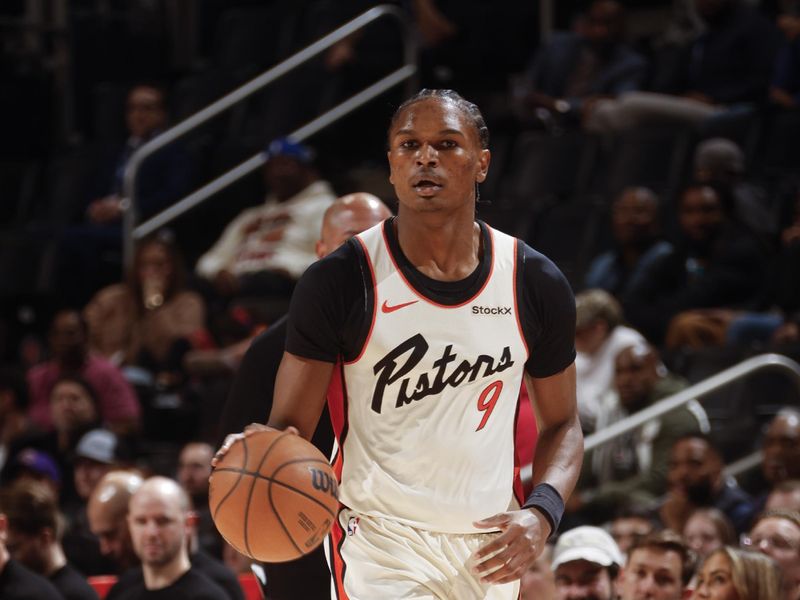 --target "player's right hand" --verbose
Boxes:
[211,423,299,468]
